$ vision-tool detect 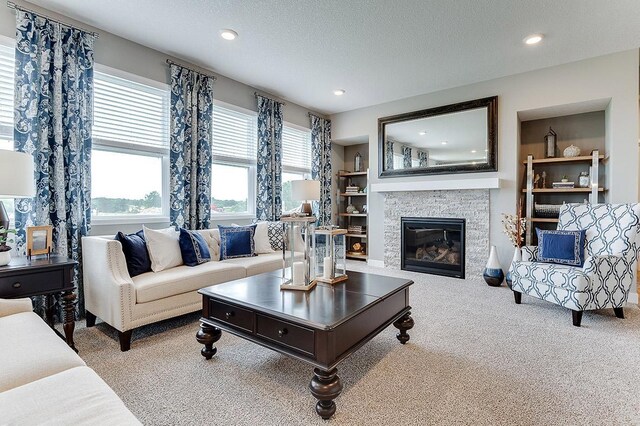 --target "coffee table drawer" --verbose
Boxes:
[210,300,254,333]
[256,314,315,356]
